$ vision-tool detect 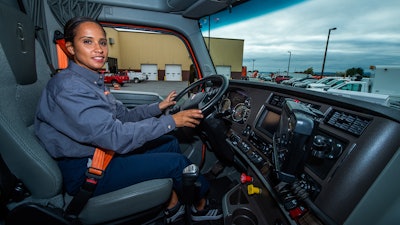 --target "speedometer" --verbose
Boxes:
[232,103,250,123]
